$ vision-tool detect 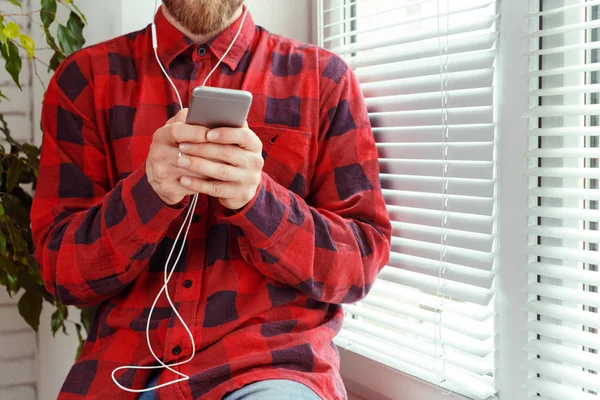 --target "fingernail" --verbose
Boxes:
[207,130,219,141]
[181,177,192,186]
[179,143,191,151]
[178,156,191,168]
